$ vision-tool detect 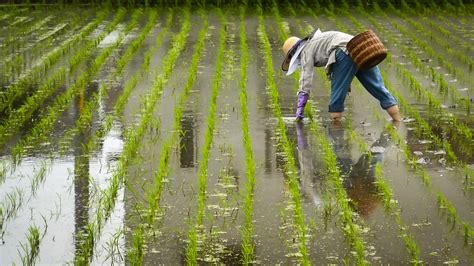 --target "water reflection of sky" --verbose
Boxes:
[0,122,125,264]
